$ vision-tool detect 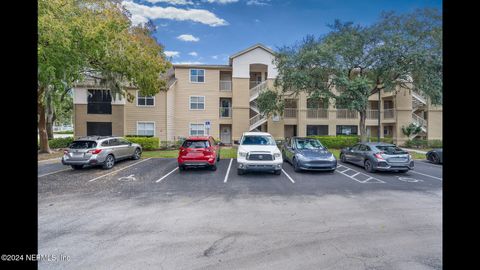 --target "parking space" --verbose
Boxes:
[38,157,442,198]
